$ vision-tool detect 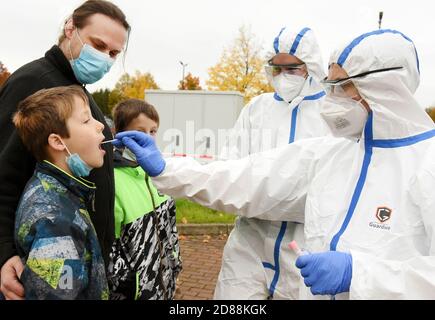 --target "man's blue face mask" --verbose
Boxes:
[69,30,115,84]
